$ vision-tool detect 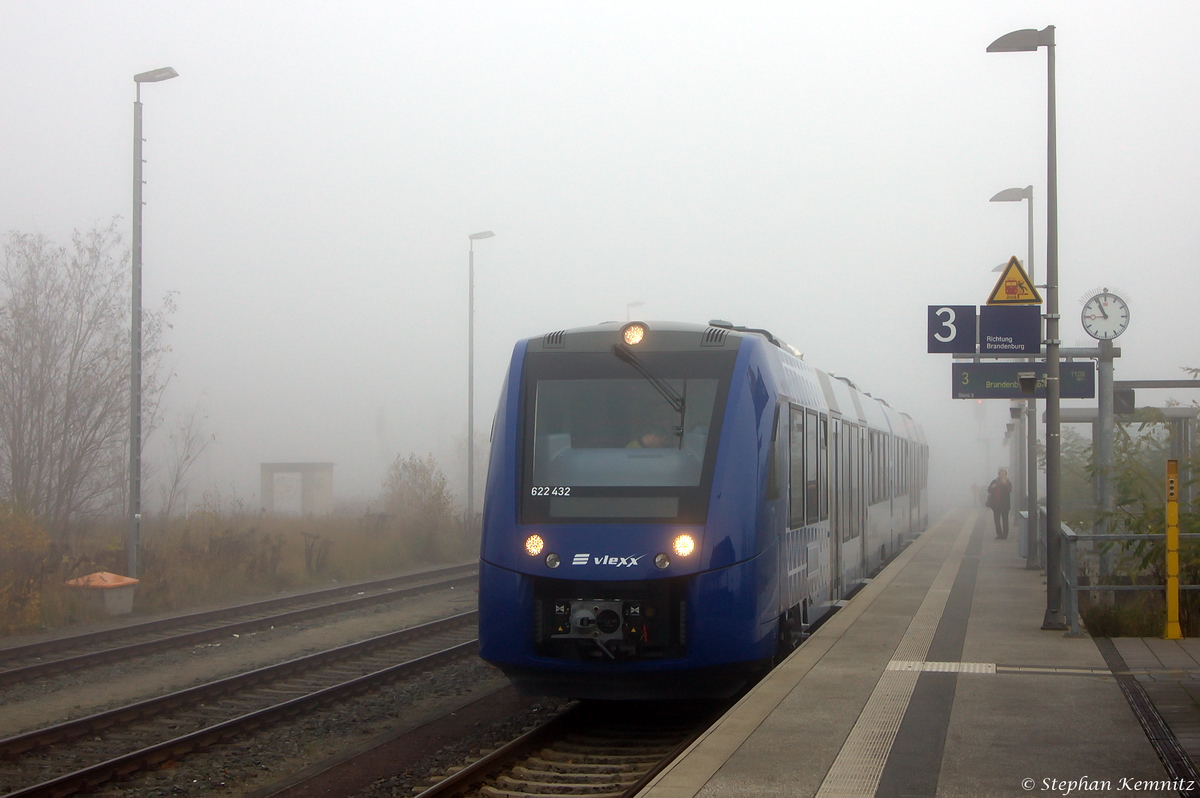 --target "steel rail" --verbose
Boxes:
[4,640,480,798]
[0,562,476,664]
[412,705,581,798]
[0,563,477,686]
[412,700,724,798]
[0,611,477,759]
